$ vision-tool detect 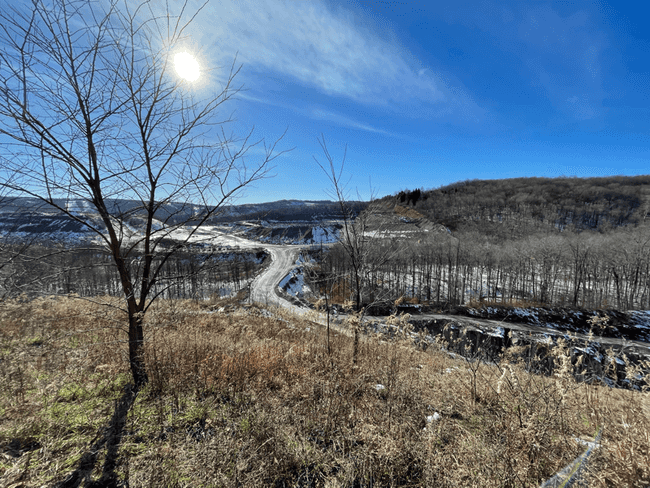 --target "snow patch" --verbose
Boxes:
[426,413,441,422]
[309,225,339,244]
[279,268,310,298]
[487,327,505,338]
